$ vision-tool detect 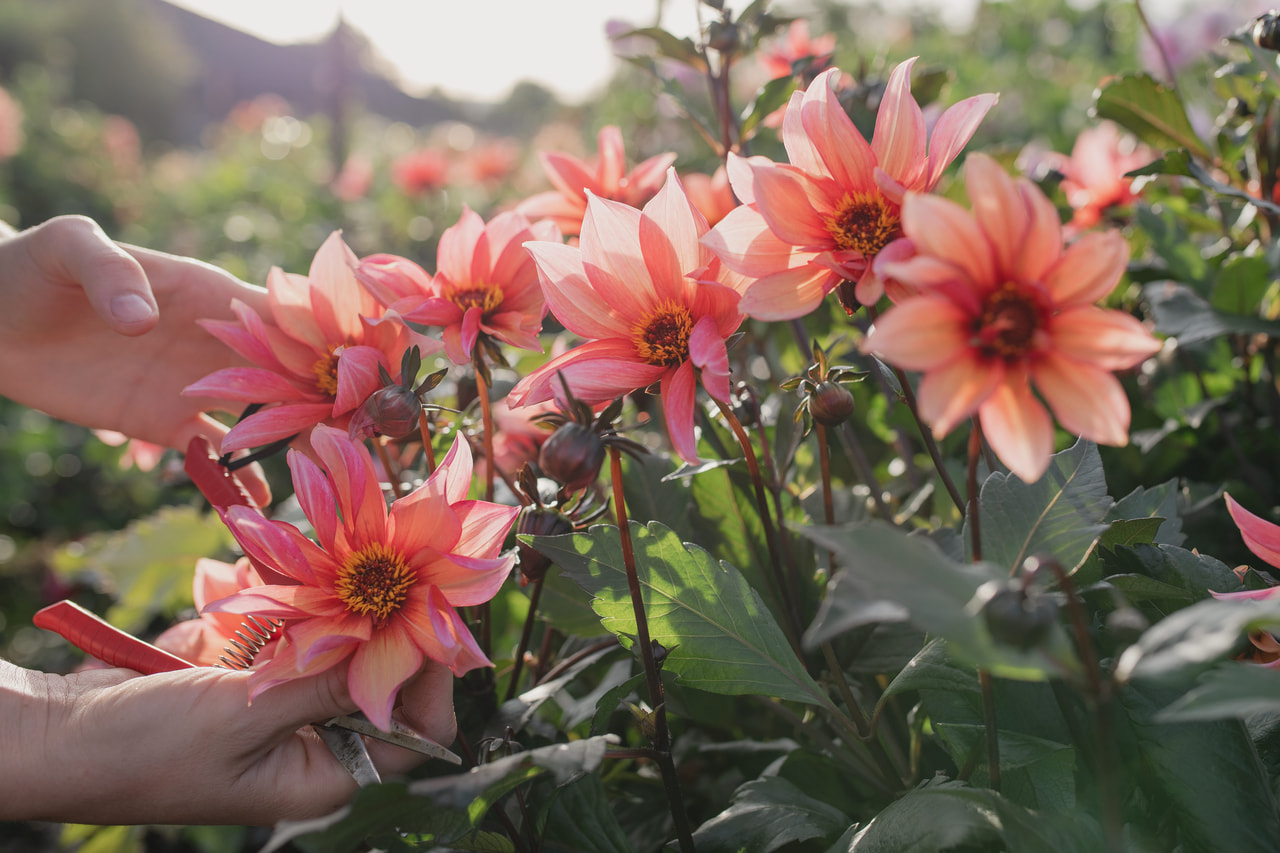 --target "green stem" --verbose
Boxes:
[609,447,696,853]
[967,419,1000,791]
[816,423,837,569]
[504,575,545,703]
